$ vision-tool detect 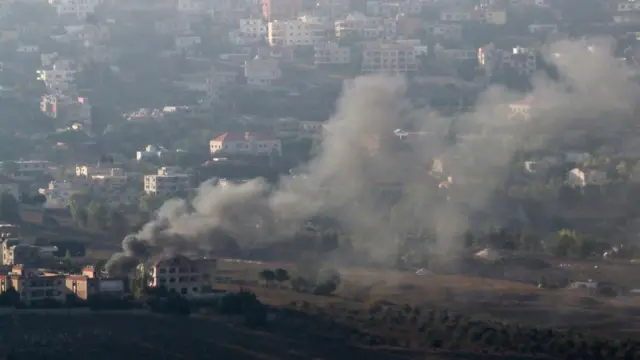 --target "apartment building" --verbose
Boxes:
[210,132,282,155]
[240,18,267,38]
[244,57,281,86]
[478,43,537,77]
[335,13,396,39]
[262,0,301,21]
[48,0,101,19]
[314,42,351,65]
[267,19,326,46]
[361,42,418,74]
[11,160,51,180]
[40,94,91,129]
[142,255,217,296]
[143,171,190,197]
[1,241,41,266]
